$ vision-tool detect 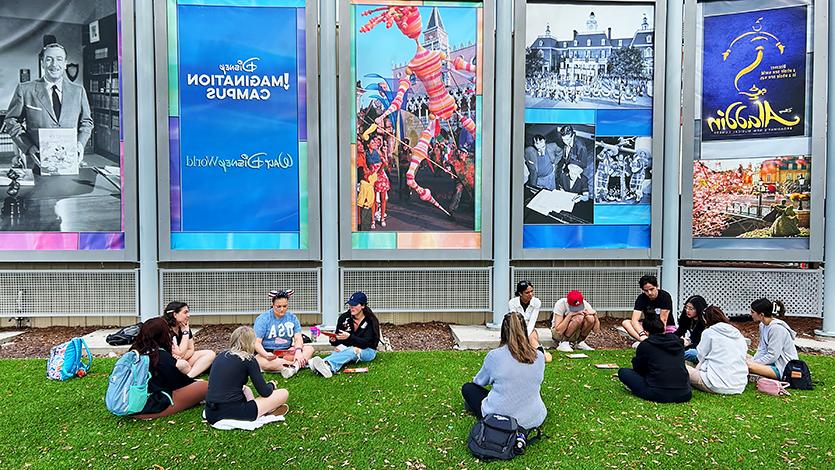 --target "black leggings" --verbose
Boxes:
[204,399,259,425]
[617,368,692,403]
[461,382,489,419]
